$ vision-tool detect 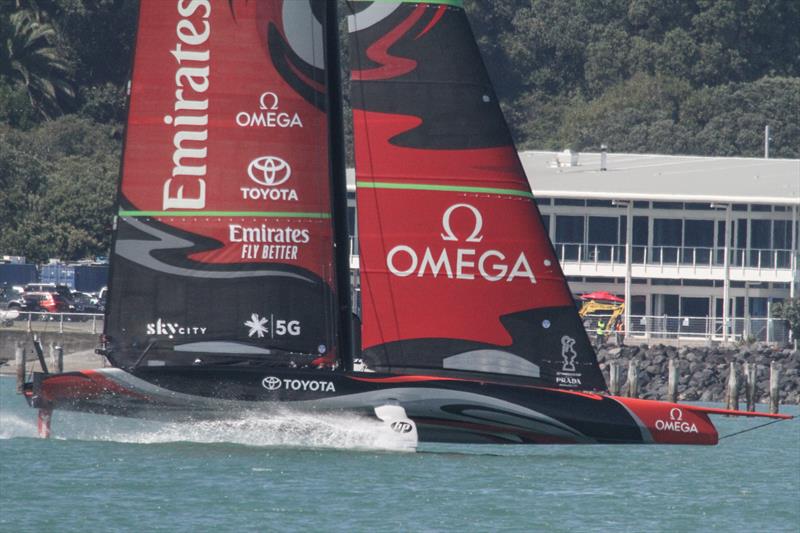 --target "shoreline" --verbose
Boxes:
[1,341,797,404]
[597,343,799,404]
